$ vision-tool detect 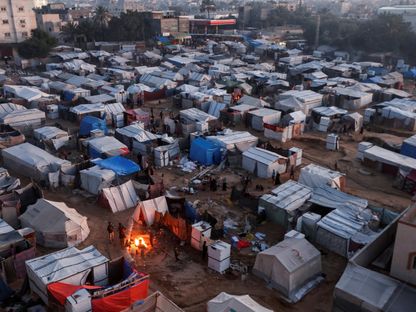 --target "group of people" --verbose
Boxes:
[107,222,127,246]
[208,176,227,192]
